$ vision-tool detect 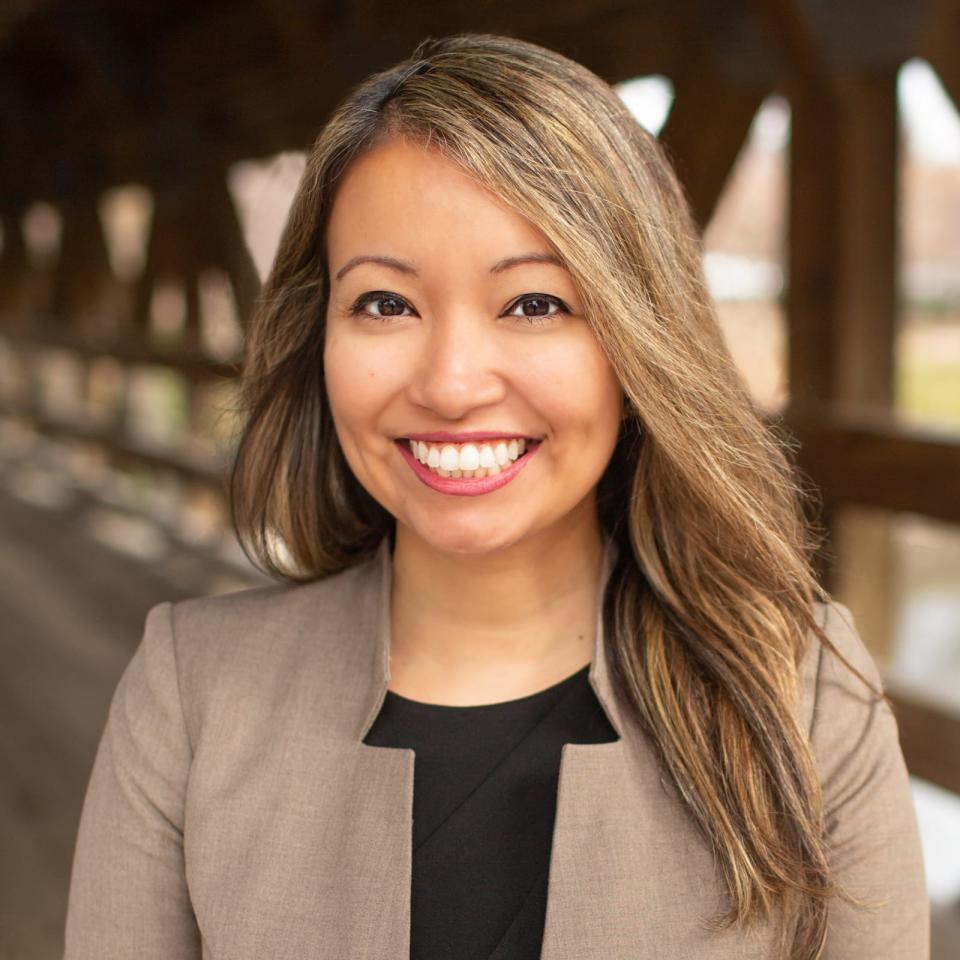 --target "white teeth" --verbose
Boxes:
[439,445,459,471]
[459,444,480,471]
[406,437,532,478]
